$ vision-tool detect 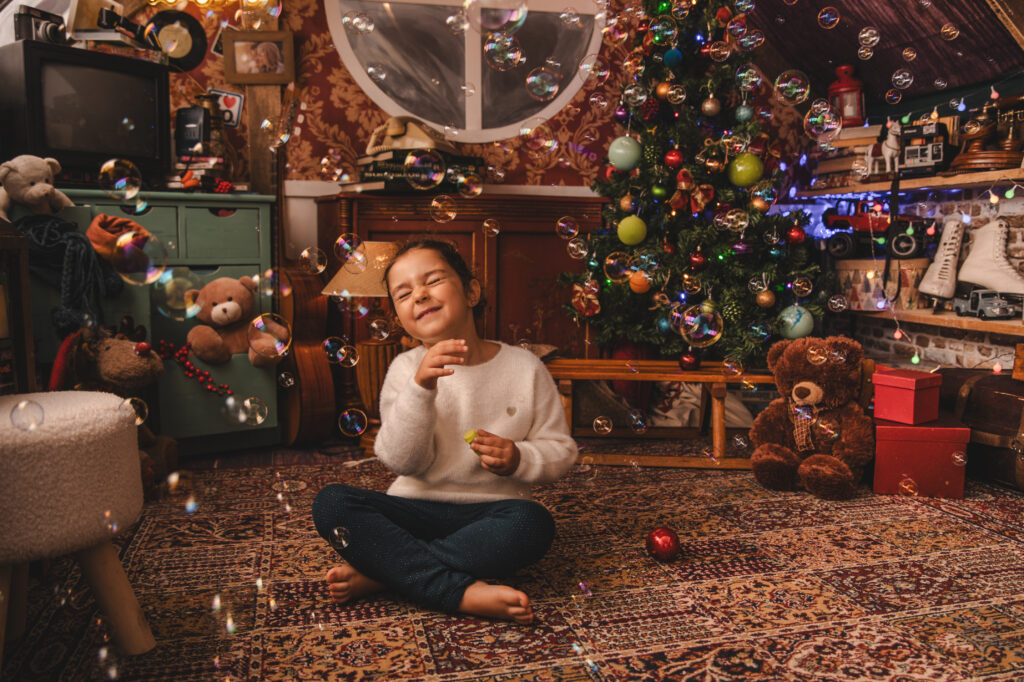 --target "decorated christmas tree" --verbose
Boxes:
[563,0,839,368]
